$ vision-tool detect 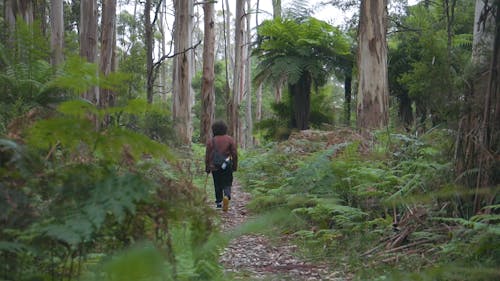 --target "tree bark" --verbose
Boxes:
[50,0,64,66]
[18,0,33,25]
[5,0,16,34]
[99,0,117,108]
[398,92,413,131]
[223,0,233,124]
[256,84,263,121]
[145,0,154,104]
[245,0,253,148]
[344,75,352,126]
[478,0,500,188]
[356,0,389,129]
[272,0,283,103]
[255,0,263,124]
[456,0,498,198]
[472,0,495,66]
[173,0,194,145]
[272,0,282,18]
[231,0,245,144]
[200,0,216,144]
[159,0,168,102]
[289,73,312,130]
[79,0,98,104]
